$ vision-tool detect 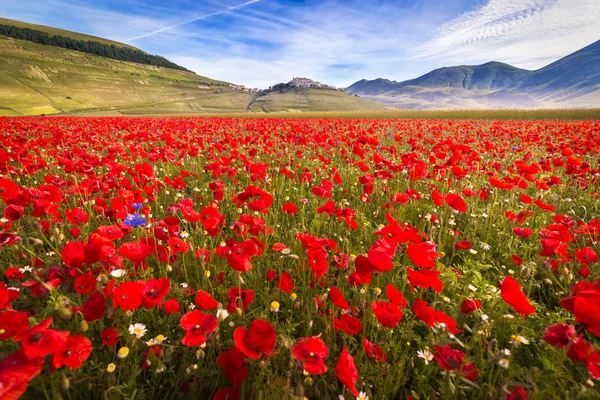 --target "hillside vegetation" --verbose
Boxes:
[0,36,254,115]
[0,23,188,71]
[249,88,389,113]
[0,17,139,50]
